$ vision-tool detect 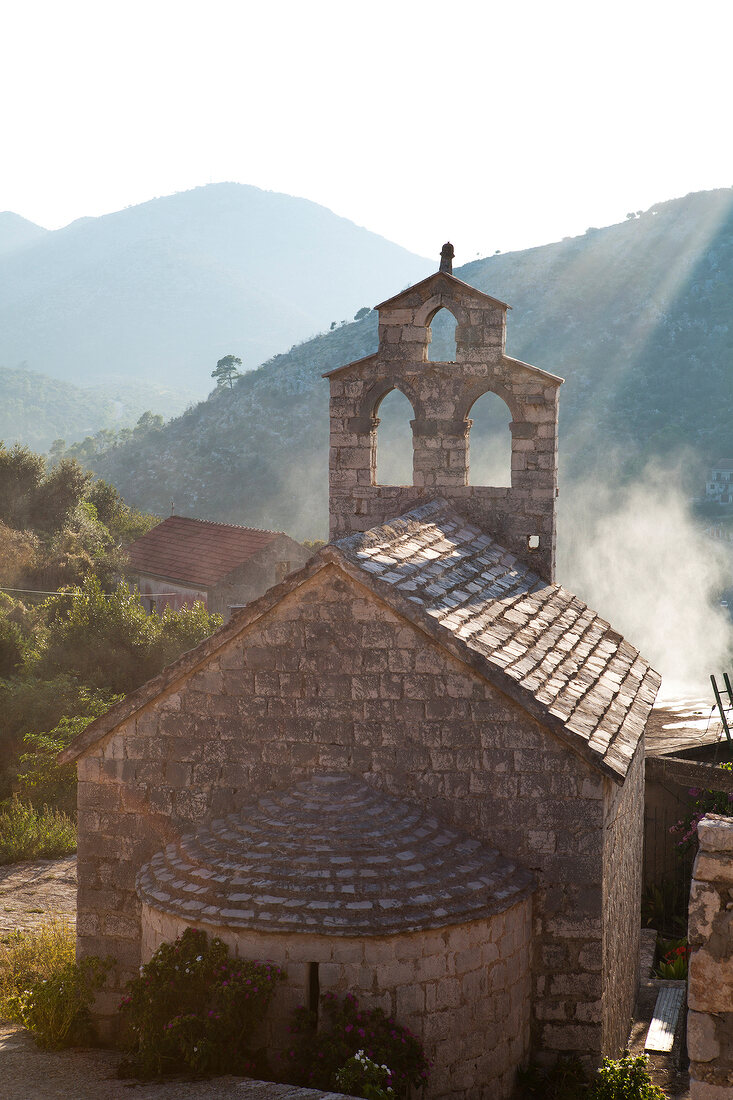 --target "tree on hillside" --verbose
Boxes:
[211,354,242,389]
